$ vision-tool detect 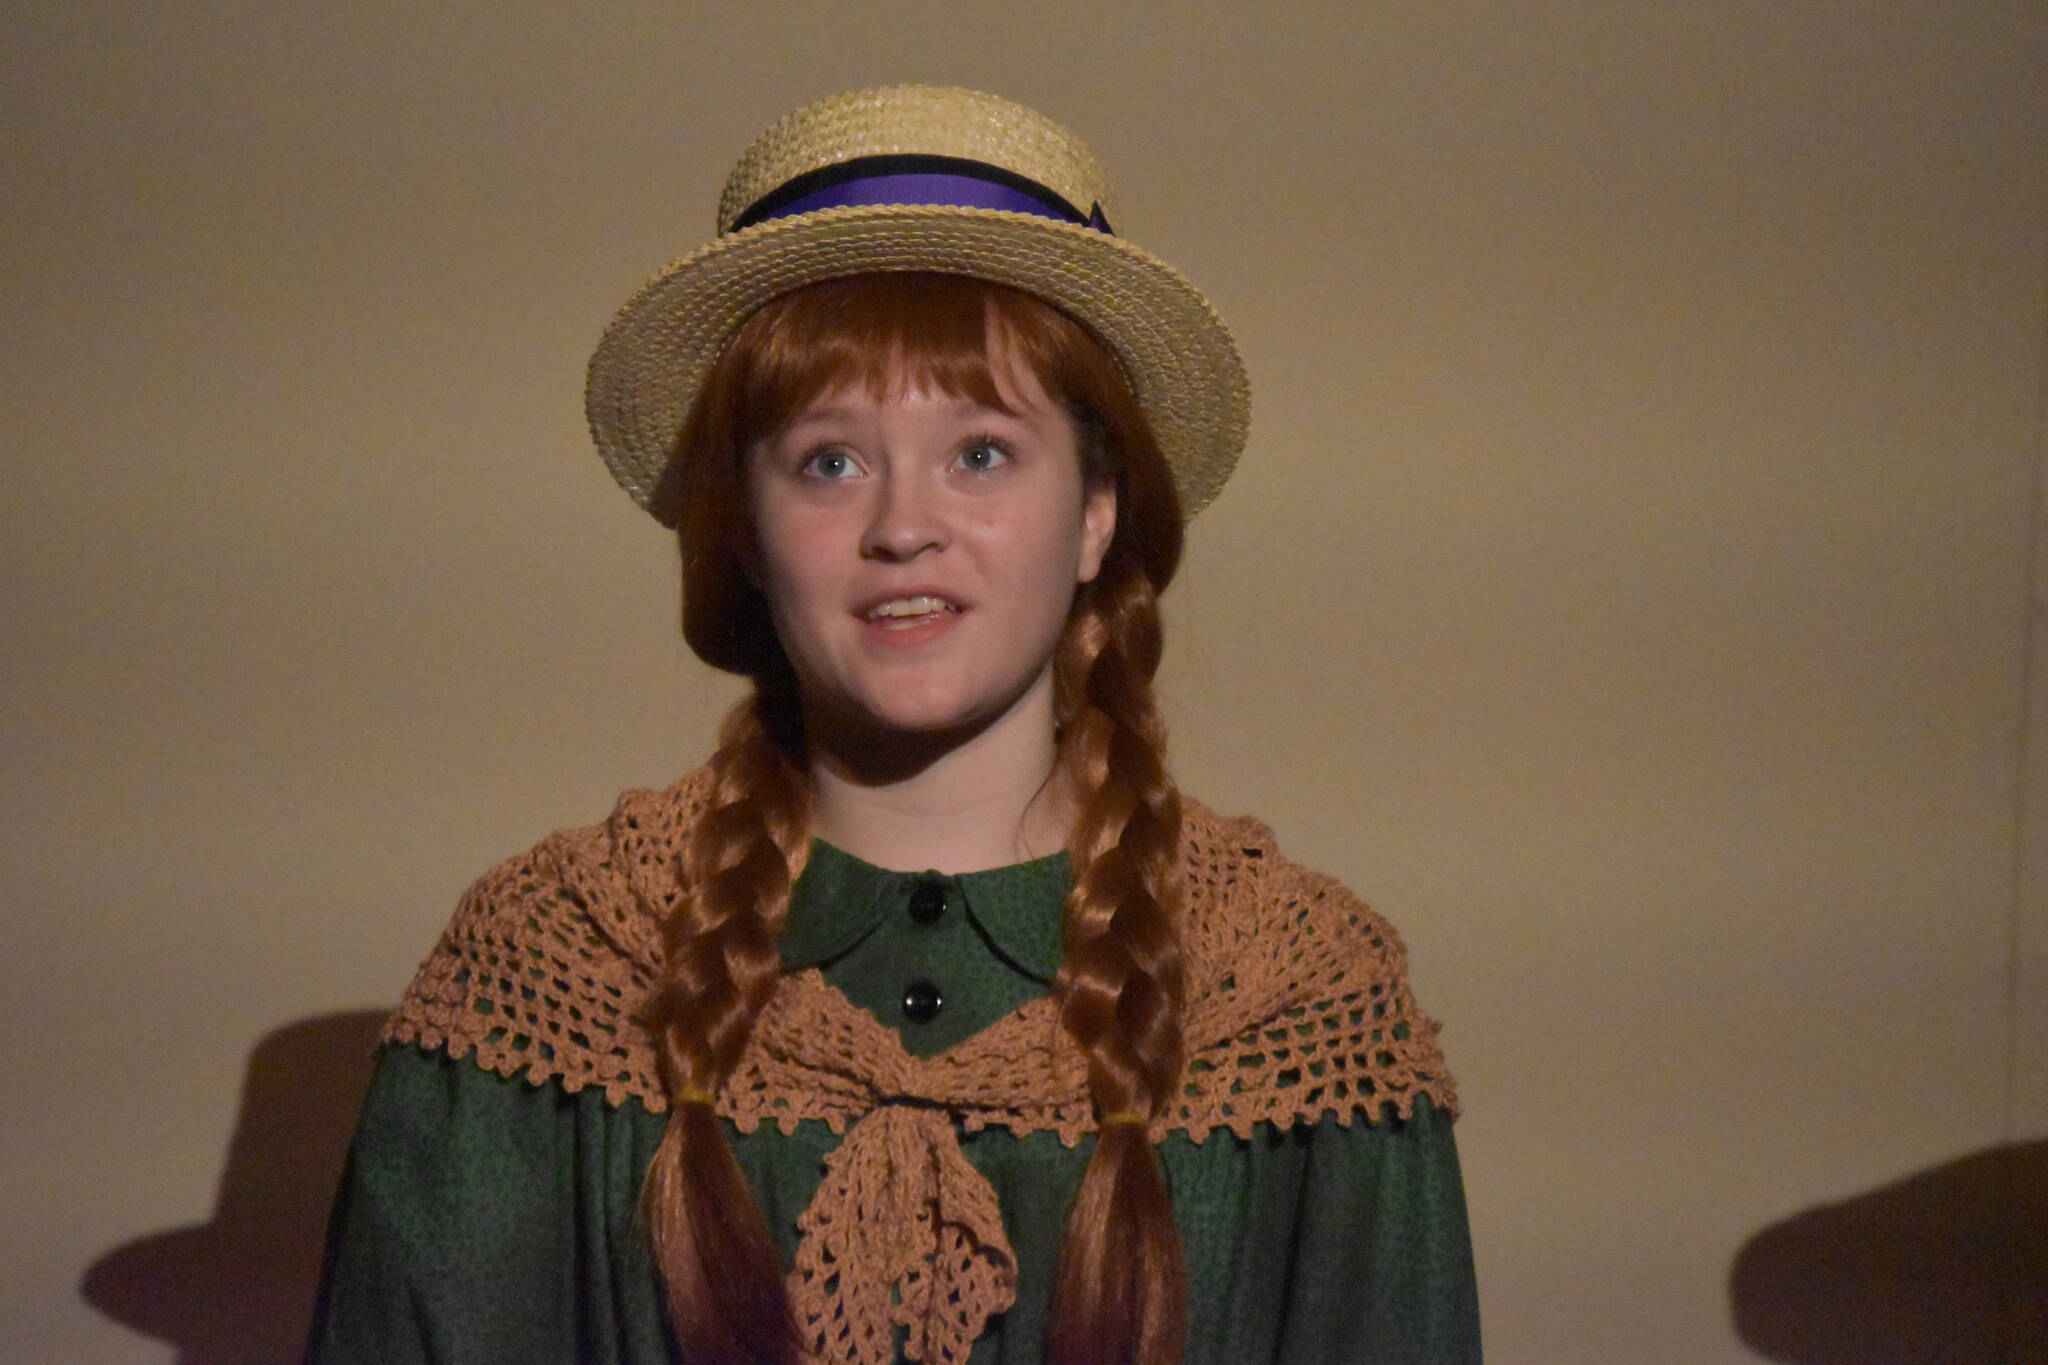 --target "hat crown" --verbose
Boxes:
[716,85,1114,236]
